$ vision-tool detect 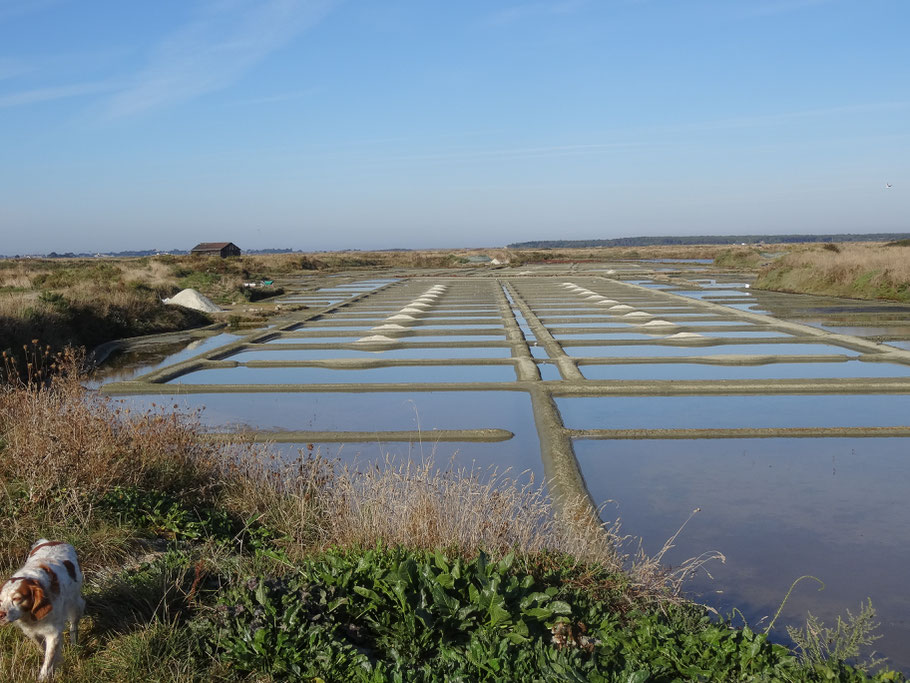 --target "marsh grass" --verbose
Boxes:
[755,243,910,302]
[0,350,223,565]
